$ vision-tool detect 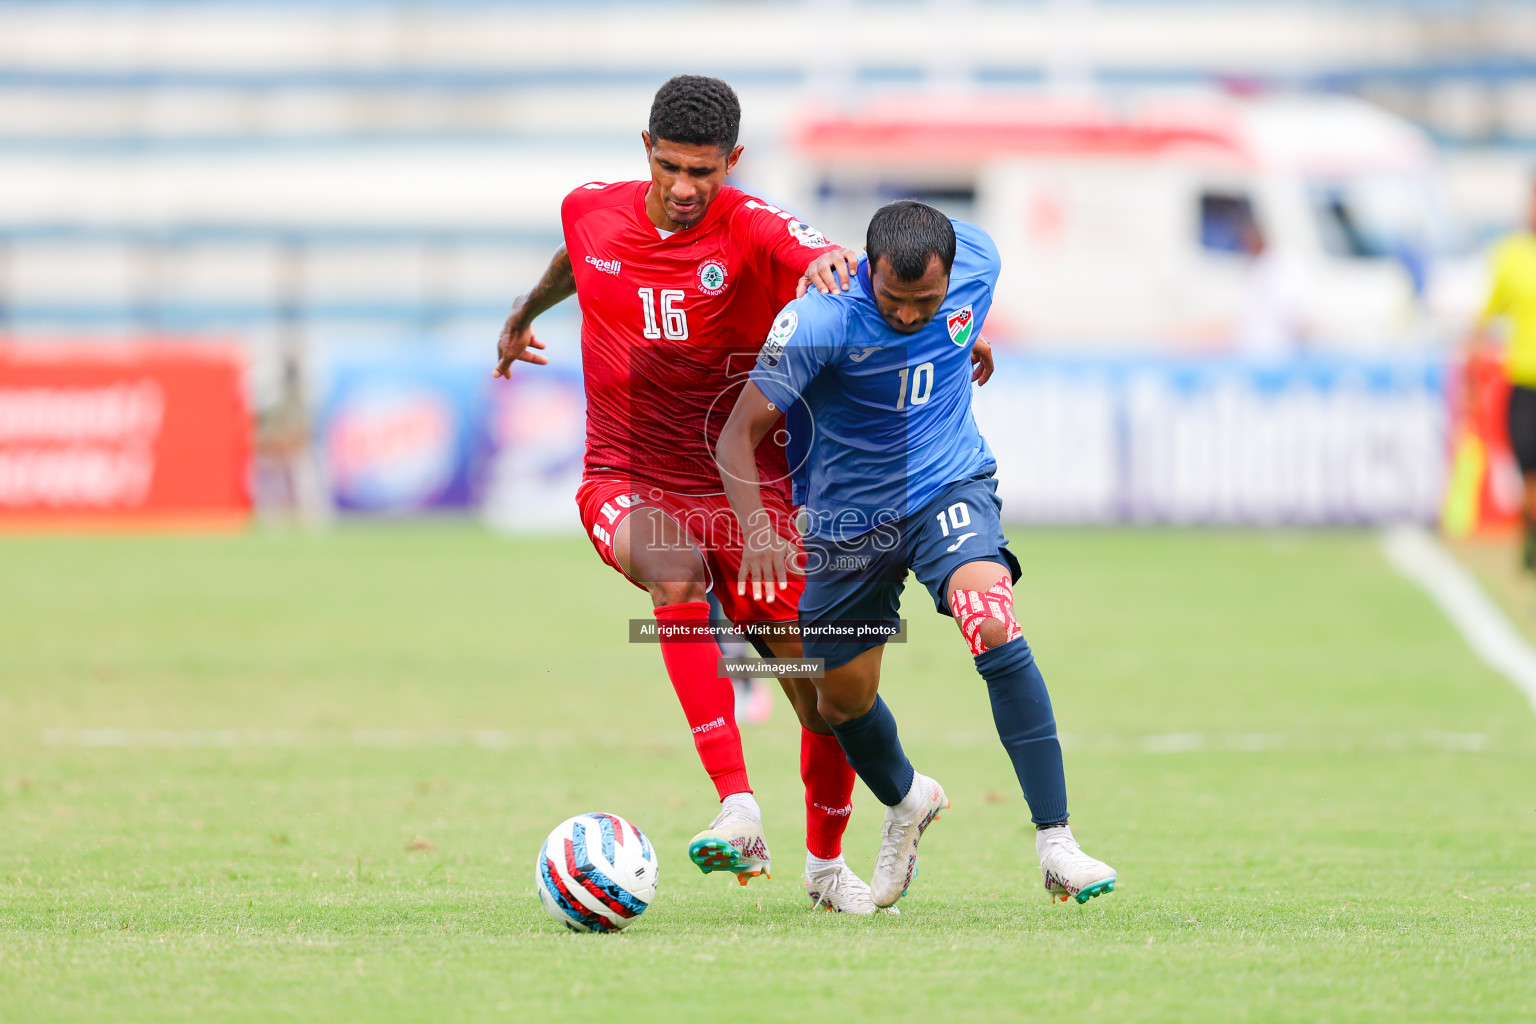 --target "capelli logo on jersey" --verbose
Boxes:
[585,255,622,276]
